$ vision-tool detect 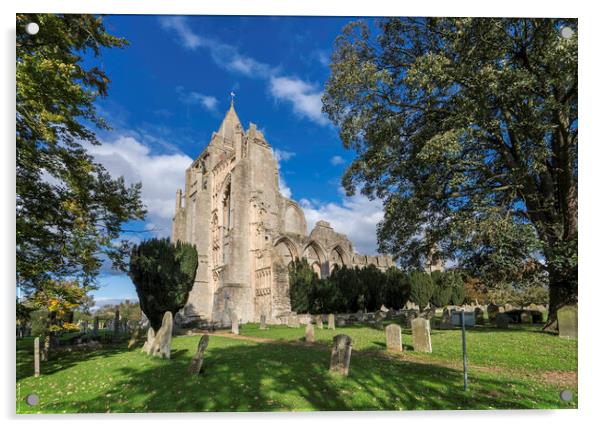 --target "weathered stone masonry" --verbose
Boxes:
[172,104,393,326]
